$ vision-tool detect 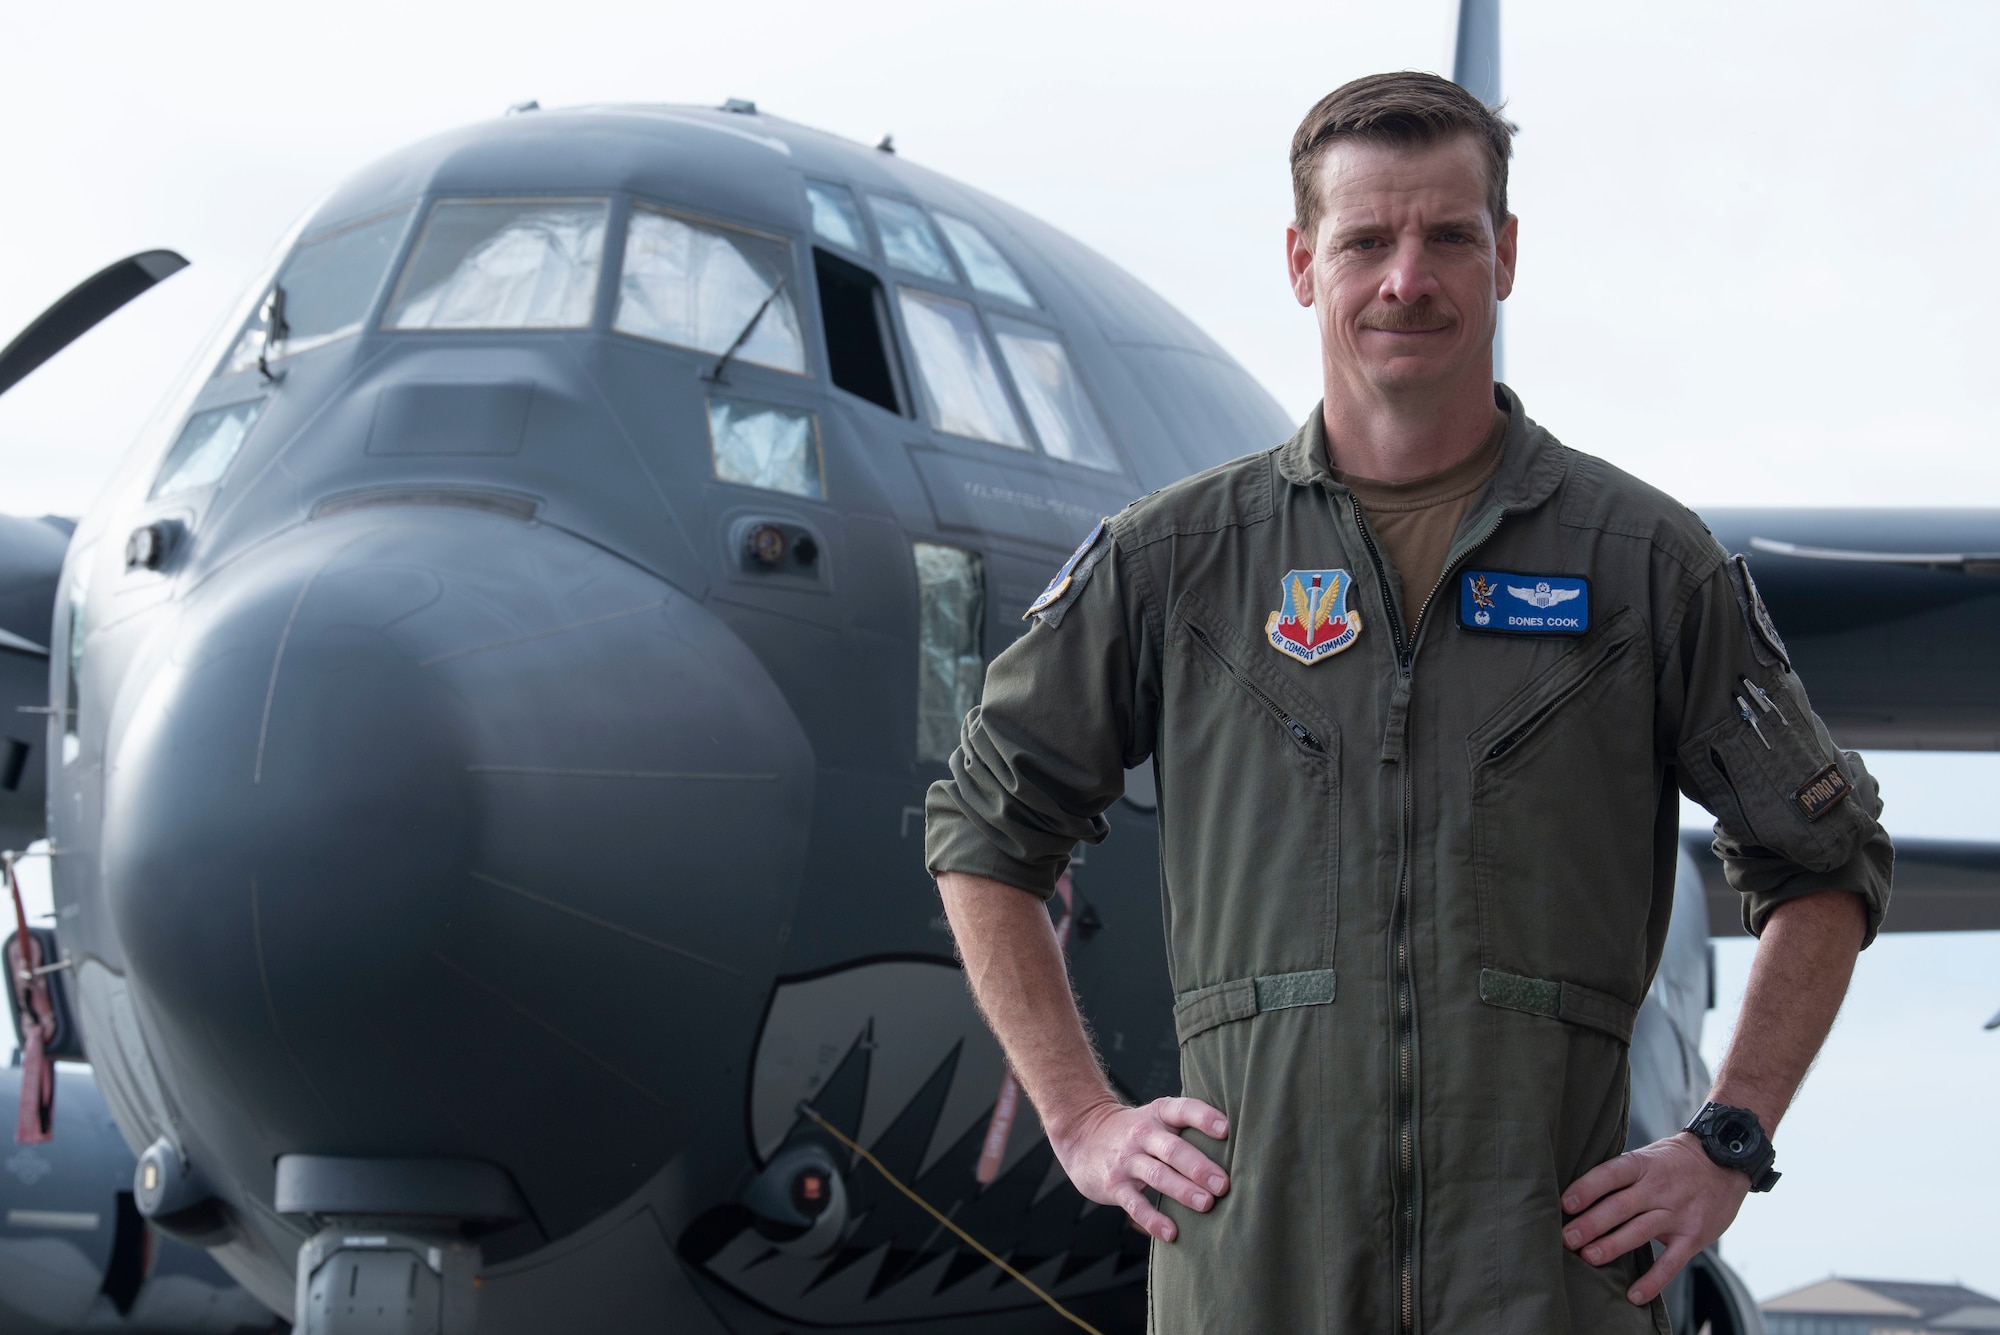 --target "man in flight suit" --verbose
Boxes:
[925,72,1891,1333]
